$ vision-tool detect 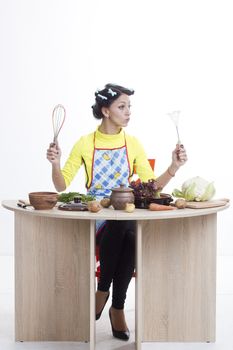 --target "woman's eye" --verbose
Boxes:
[118,104,131,110]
